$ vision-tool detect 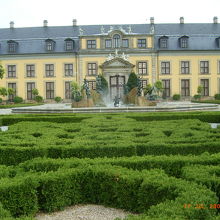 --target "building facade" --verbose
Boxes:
[0,18,220,101]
